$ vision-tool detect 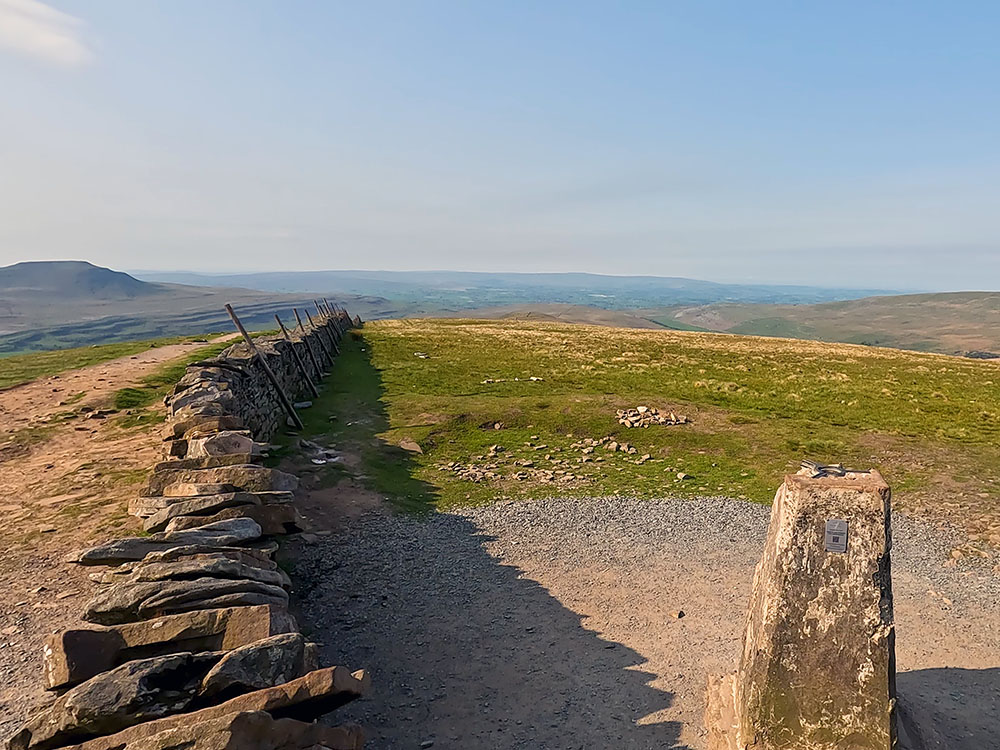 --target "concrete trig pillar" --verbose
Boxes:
[707,468,896,750]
